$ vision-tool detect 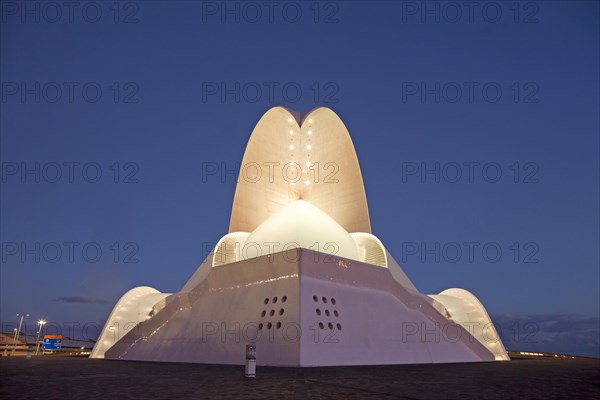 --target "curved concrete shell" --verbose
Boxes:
[429,288,509,361]
[90,286,170,359]
[92,107,508,366]
[229,107,371,234]
[351,232,388,268]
